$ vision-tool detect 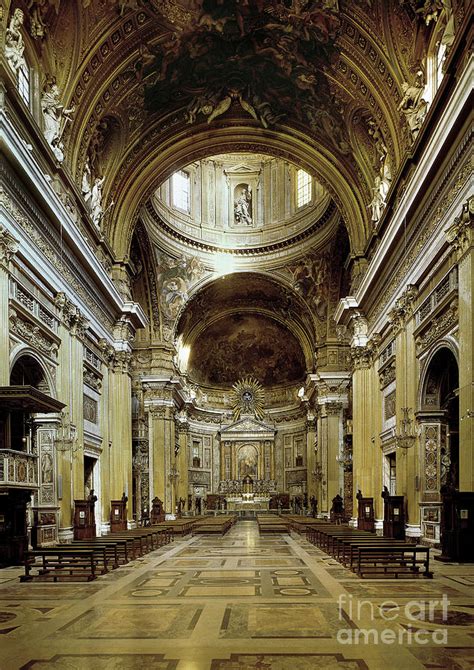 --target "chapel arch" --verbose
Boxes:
[418,344,459,493]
